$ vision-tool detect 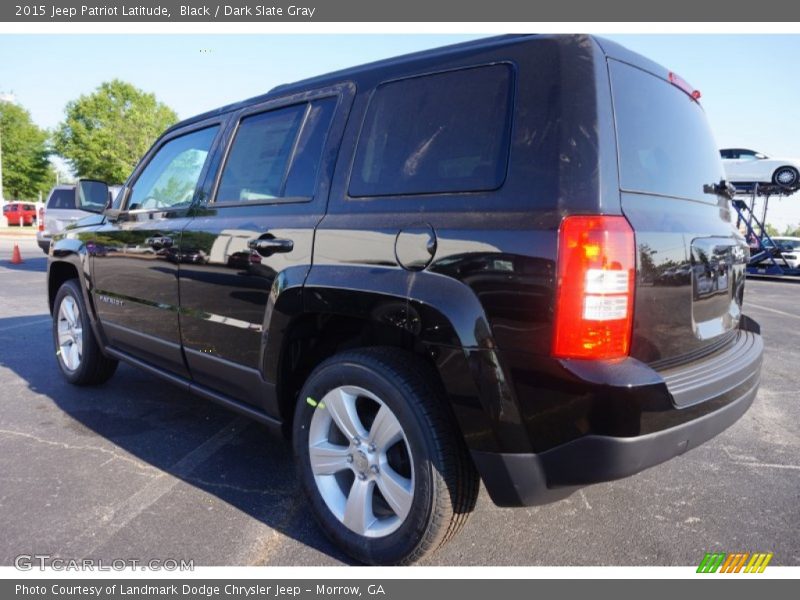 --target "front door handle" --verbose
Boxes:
[248,238,294,256]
